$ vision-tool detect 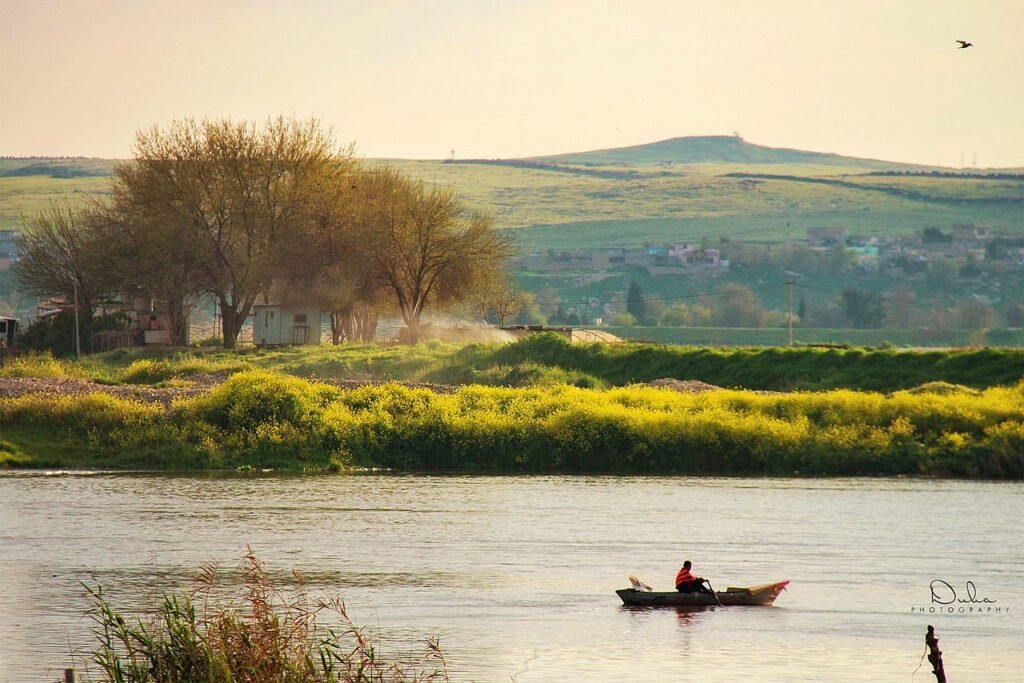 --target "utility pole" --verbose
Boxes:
[73,275,81,359]
[786,280,794,347]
